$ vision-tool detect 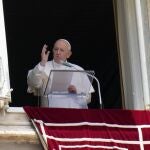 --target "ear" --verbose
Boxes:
[67,51,72,59]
